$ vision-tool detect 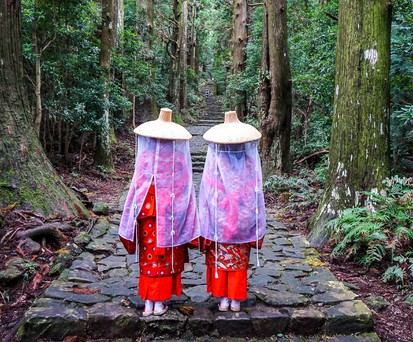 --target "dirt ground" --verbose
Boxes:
[1,133,412,341]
